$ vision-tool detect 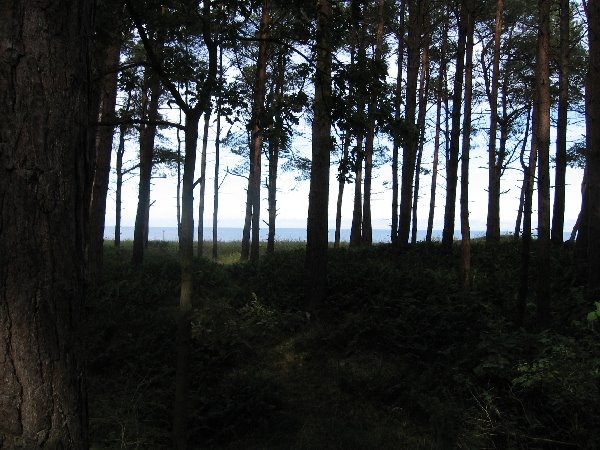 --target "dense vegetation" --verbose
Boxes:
[87,240,600,449]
